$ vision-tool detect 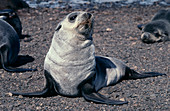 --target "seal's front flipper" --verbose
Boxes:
[11,71,58,97]
[11,87,51,97]
[81,83,128,105]
[2,65,37,72]
[126,67,166,79]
